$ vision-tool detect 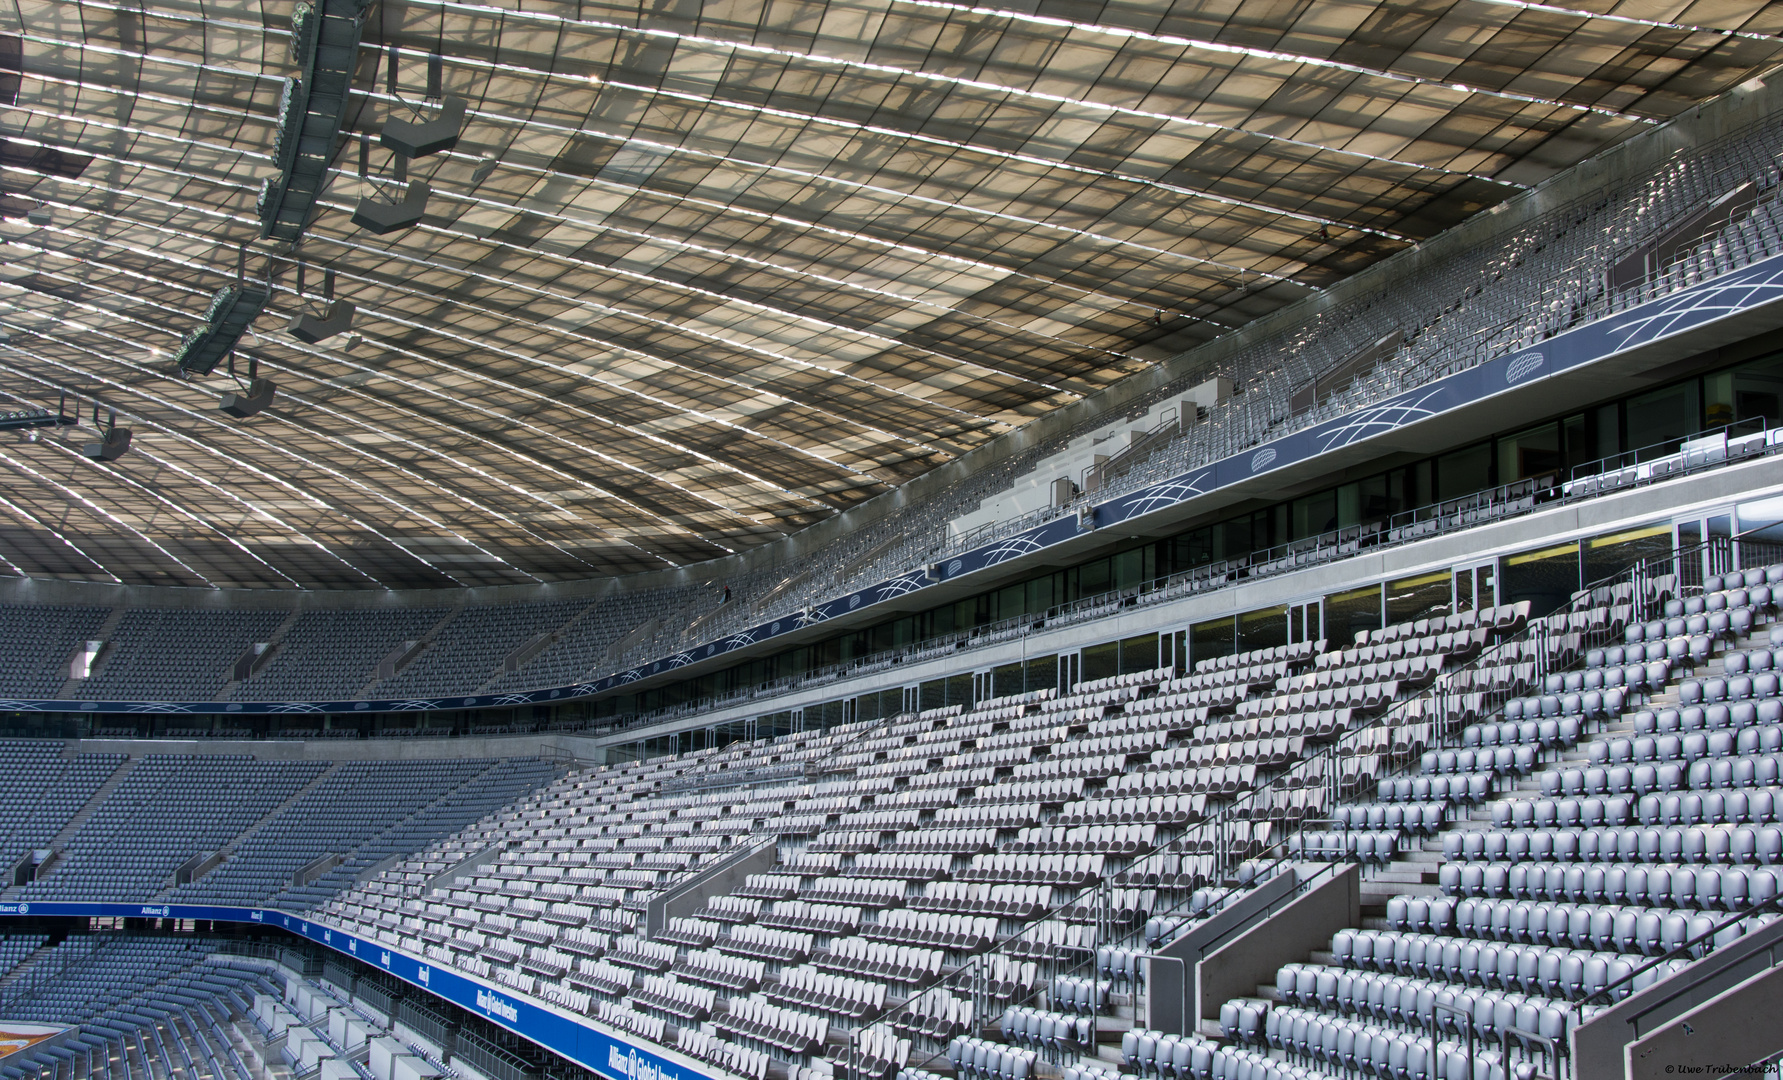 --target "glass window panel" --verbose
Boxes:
[1594,403,1622,462]
[1503,541,1581,617]
[1739,494,1783,569]
[1293,491,1339,540]
[1560,413,1590,476]
[1359,474,1395,524]
[1081,640,1120,684]
[1584,525,1672,585]
[1626,381,1700,457]
[1118,634,1159,675]
[1237,606,1287,653]
[1731,354,1783,427]
[1221,519,1252,559]
[1324,584,1382,646]
[1336,483,1362,530]
[1112,549,1146,591]
[997,583,1024,619]
[1497,422,1561,483]
[1436,442,1492,501]
[1190,616,1236,665]
[1705,370,1735,429]
[993,662,1026,699]
[1386,570,1453,625]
